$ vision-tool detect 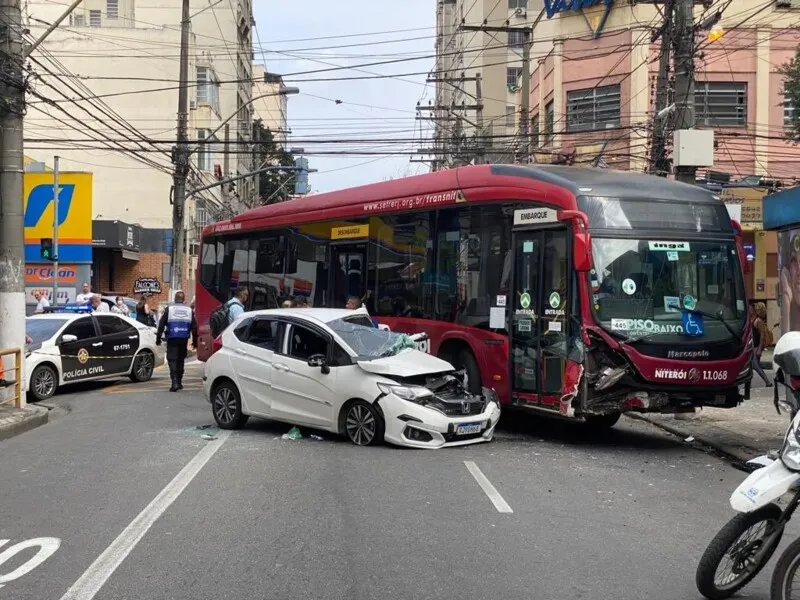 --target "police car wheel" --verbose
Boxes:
[29,364,57,402]
[129,351,154,383]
